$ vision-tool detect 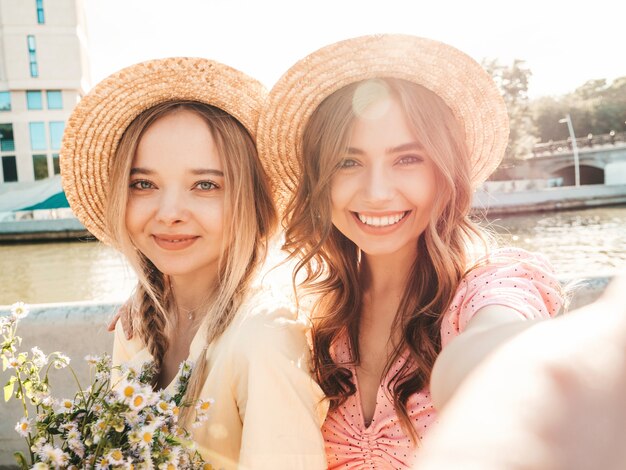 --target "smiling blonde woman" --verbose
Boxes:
[61,58,327,469]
